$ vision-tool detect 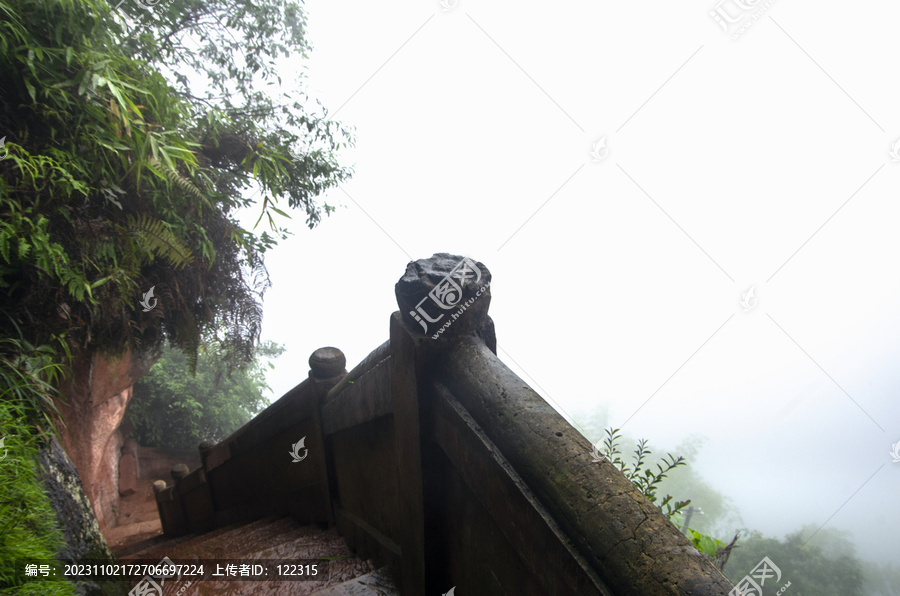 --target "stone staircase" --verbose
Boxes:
[106,484,165,552]
[116,515,399,595]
